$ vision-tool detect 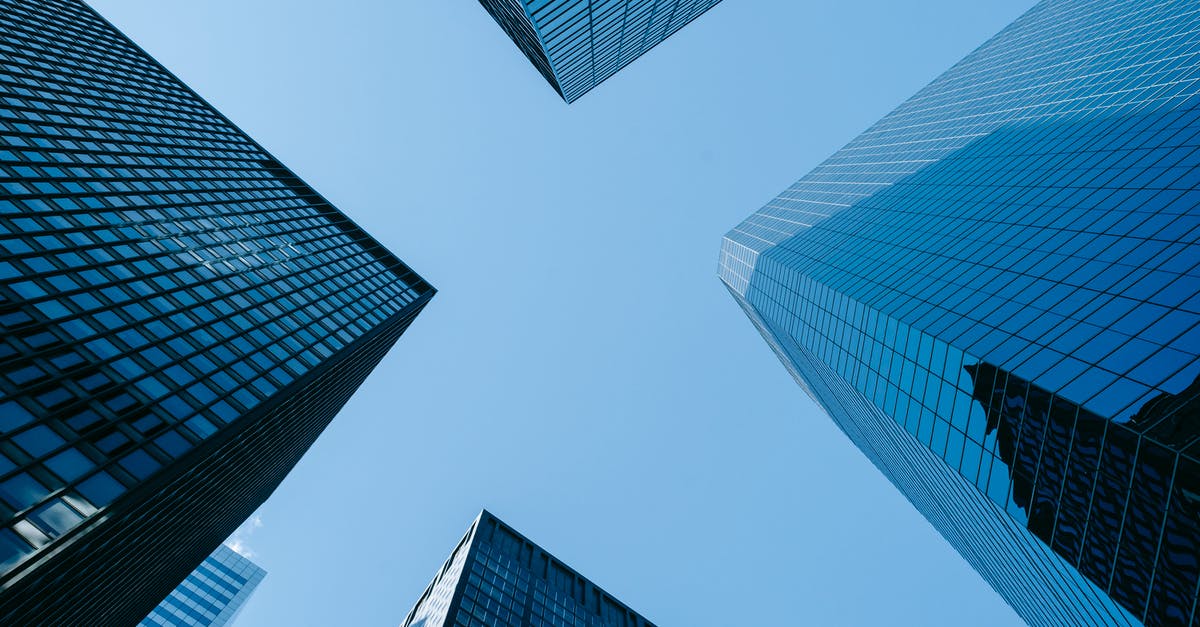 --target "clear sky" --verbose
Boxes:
[91,1,1037,625]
